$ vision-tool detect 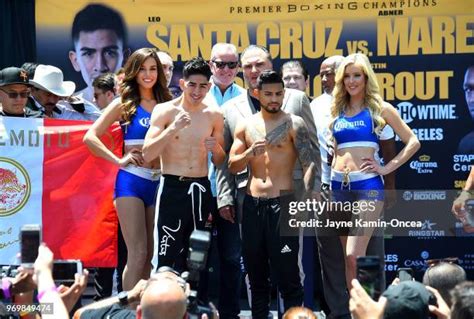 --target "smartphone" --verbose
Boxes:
[52,260,82,283]
[397,267,414,282]
[356,256,383,299]
[20,224,42,267]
